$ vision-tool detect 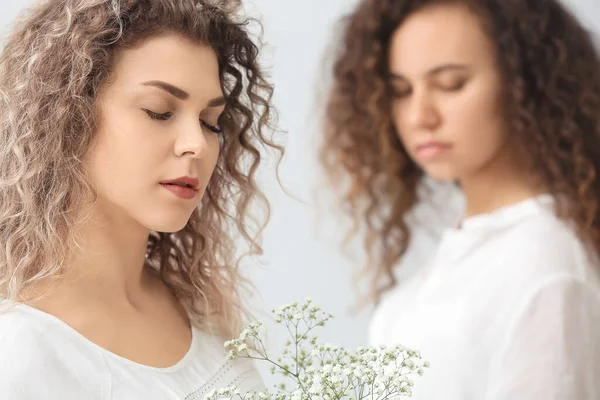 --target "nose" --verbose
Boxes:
[405,90,441,130]
[174,122,209,158]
